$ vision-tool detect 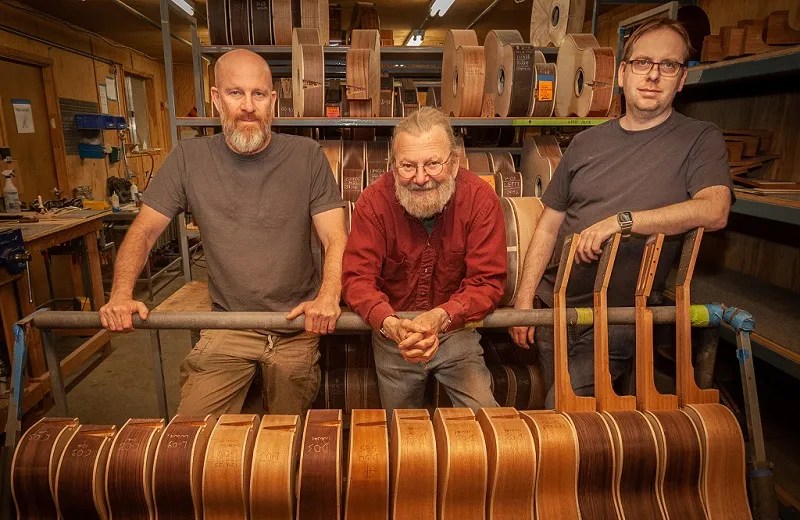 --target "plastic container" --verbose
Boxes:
[2,170,21,213]
[78,144,106,159]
